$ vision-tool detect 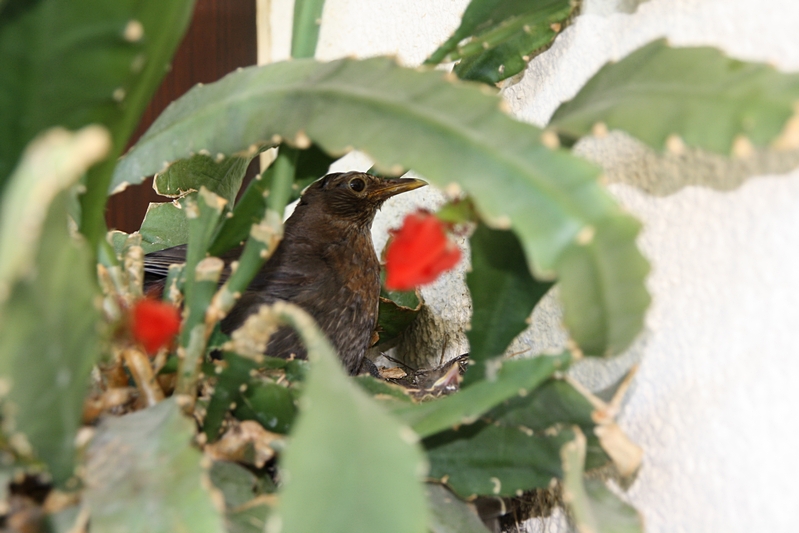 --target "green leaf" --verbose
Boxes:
[377,300,418,335]
[426,0,576,84]
[274,304,428,533]
[291,0,326,59]
[455,2,575,84]
[154,152,260,206]
[489,379,593,431]
[0,0,187,182]
[0,128,109,485]
[209,460,259,508]
[209,460,275,533]
[487,379,609,470]
[425,422,570,498]
[235,381,297,434]
[181,188,227,297]
[377,283,422,346]
[426,483,492,533]
[207,172,269,256]
[207,143,314,256]
[110,56,650,357]
[560,428,643,533]
[137,201,189,253]
[392,353,571,438]
[204,353,262,441]
[227,503,272,533]
[549,39,799,154]
[354,375,414,404]
[0,0,194,248]
[465,224,553,385]
[45,505,81,533]
[556,216,651,356]
[380,280,421,309]
[85,398,226,533]
[0,127,110,297]
[293,142,336,197]
[0,196,100,485]
[174,188,228,397]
